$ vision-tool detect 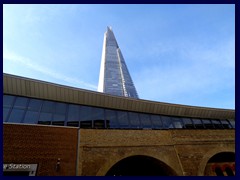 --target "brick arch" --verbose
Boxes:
[96,151,179,176]
[197,146,235,176]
